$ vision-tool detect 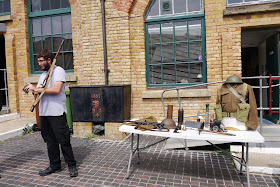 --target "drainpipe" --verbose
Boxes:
[101,0,109,85]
